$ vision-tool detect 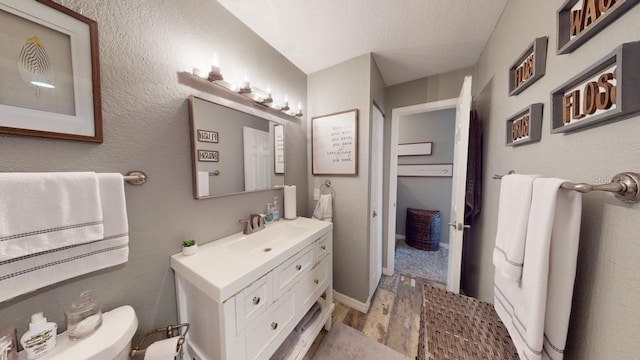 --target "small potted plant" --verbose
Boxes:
[181,239,198,256]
